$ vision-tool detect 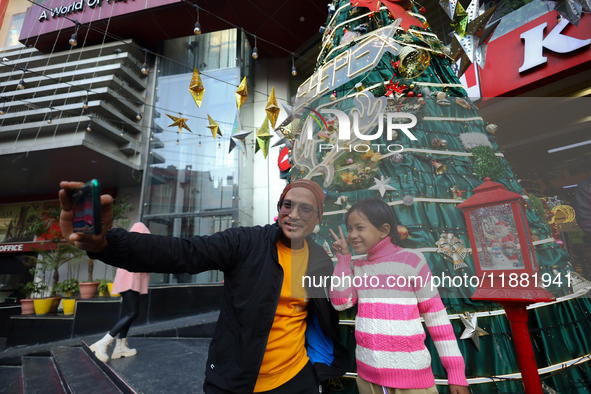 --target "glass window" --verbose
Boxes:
[5,14,25,47]
[144,29,253,284]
